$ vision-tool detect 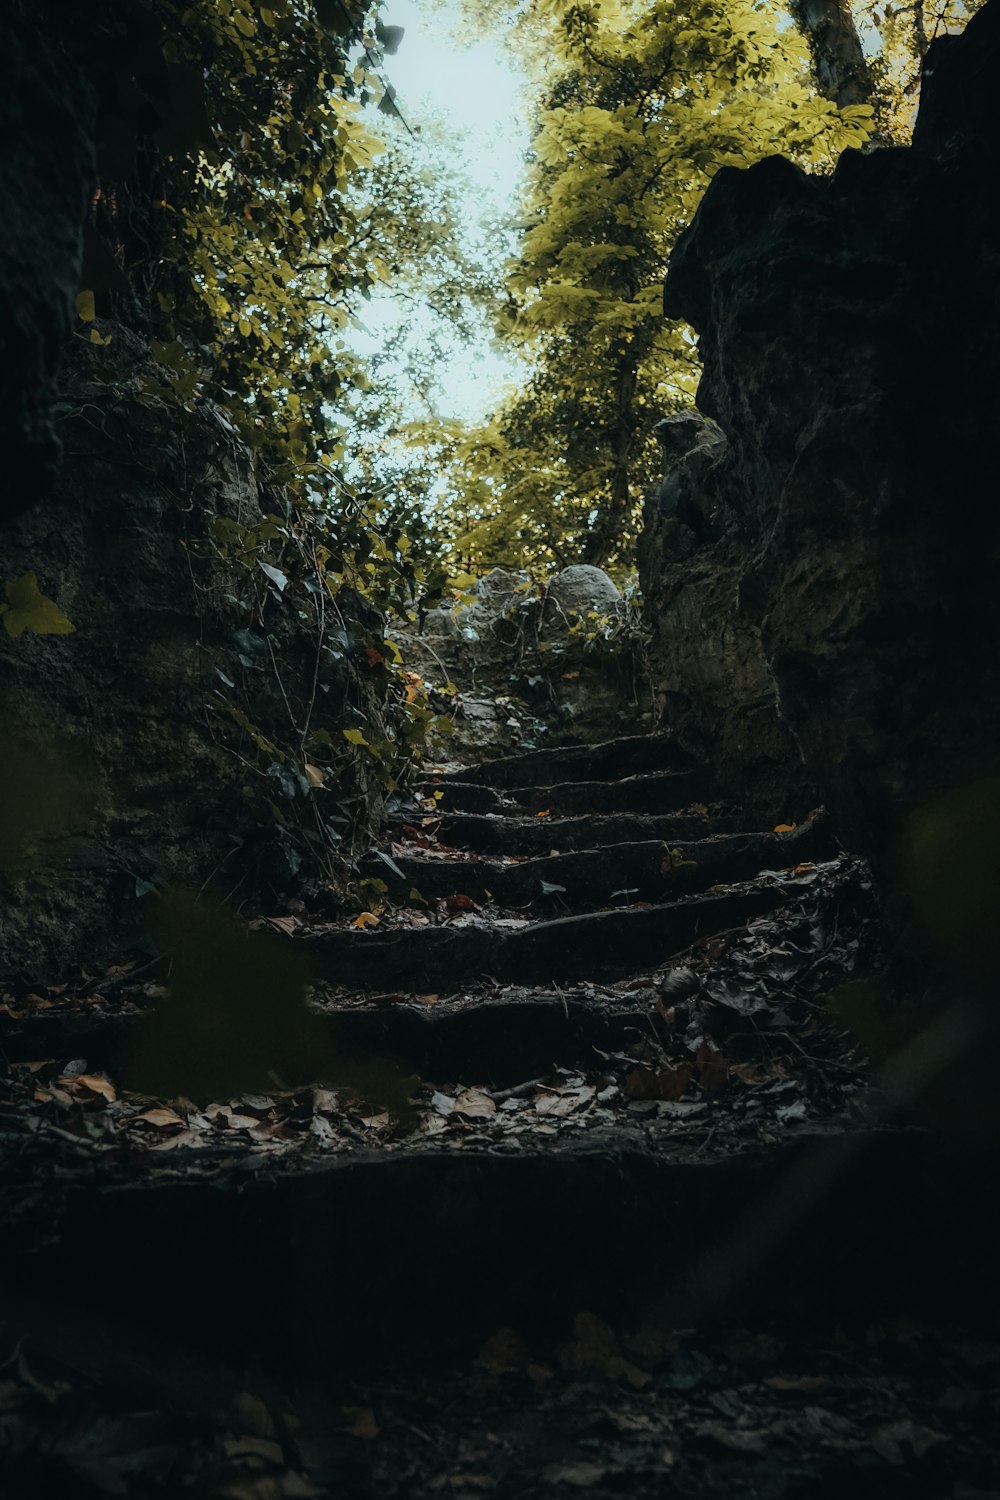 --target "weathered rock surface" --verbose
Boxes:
[0,329,394,982]
[545,563,622,618]
[639,0,1000,856]
[0,1,96,518]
